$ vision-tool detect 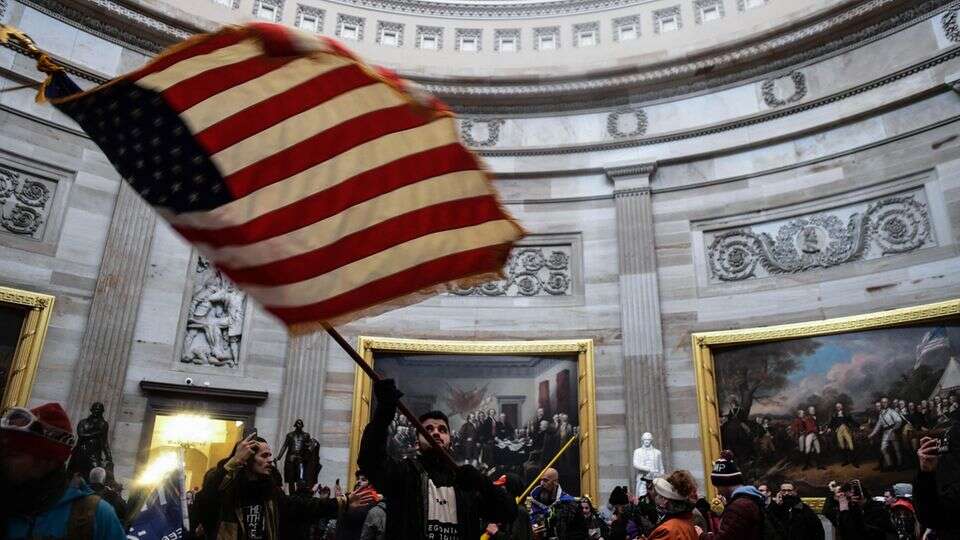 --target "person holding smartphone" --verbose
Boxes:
[914,404,960,539]
[196,432,374,539]
[832,480,894,539]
